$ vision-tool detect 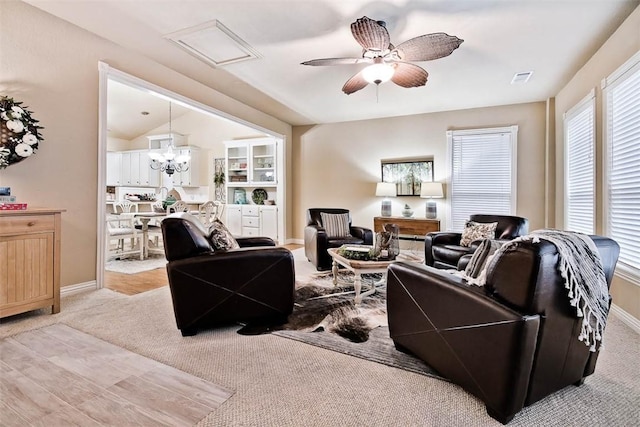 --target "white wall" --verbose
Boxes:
[0,1,291,287]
